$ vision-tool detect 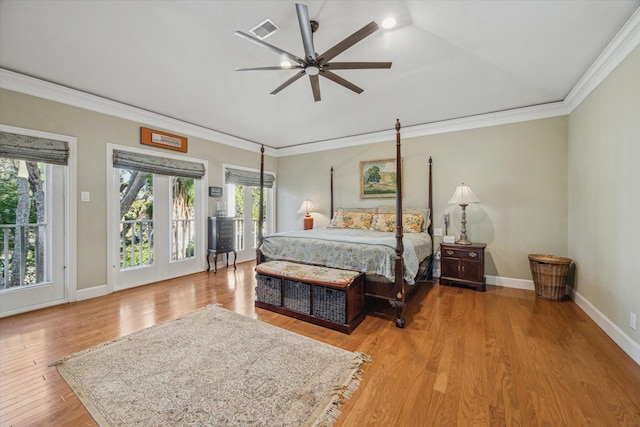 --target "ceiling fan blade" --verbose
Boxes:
[236,65,302,71]
[309,74,321,102]
[321,70,364,94]
[235,31,304,65]
[270,71,306,95]
[295,3,316,62]
[318,21,379,64]
[324,62,392,70]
